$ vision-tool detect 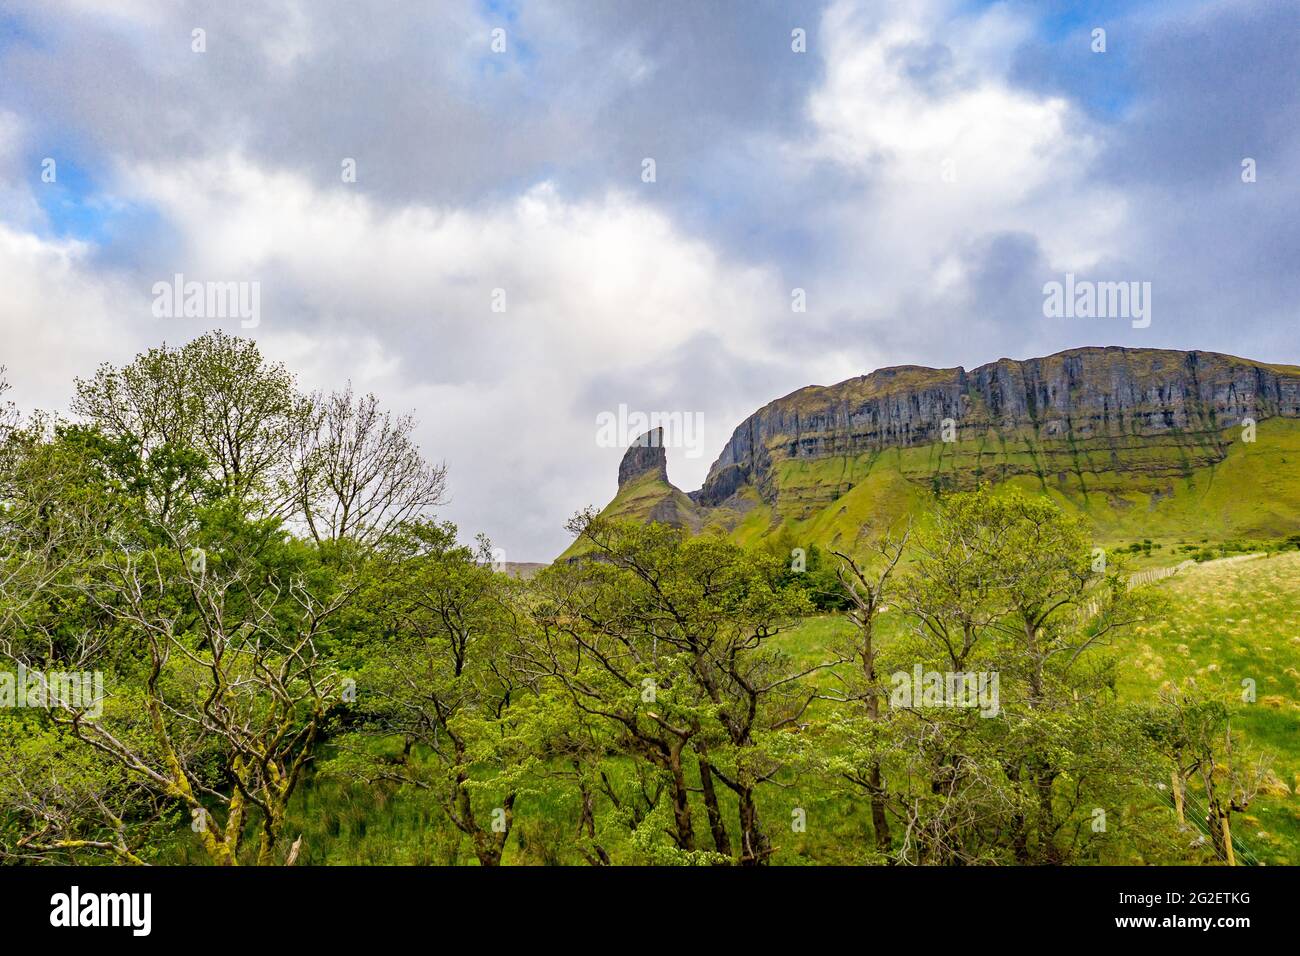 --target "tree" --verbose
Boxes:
[326,522,521,866]
[0,367,17,453]
[888,487,1166,864]
[519,547,714,861]
[71,331,307,518]
[529,513,819,865]
[1,367,362,865]
[293,386,446,546]
[24,507,353,865]
[1145,684,1269,865]
[829,526,908,856]
[0,717,170,865]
